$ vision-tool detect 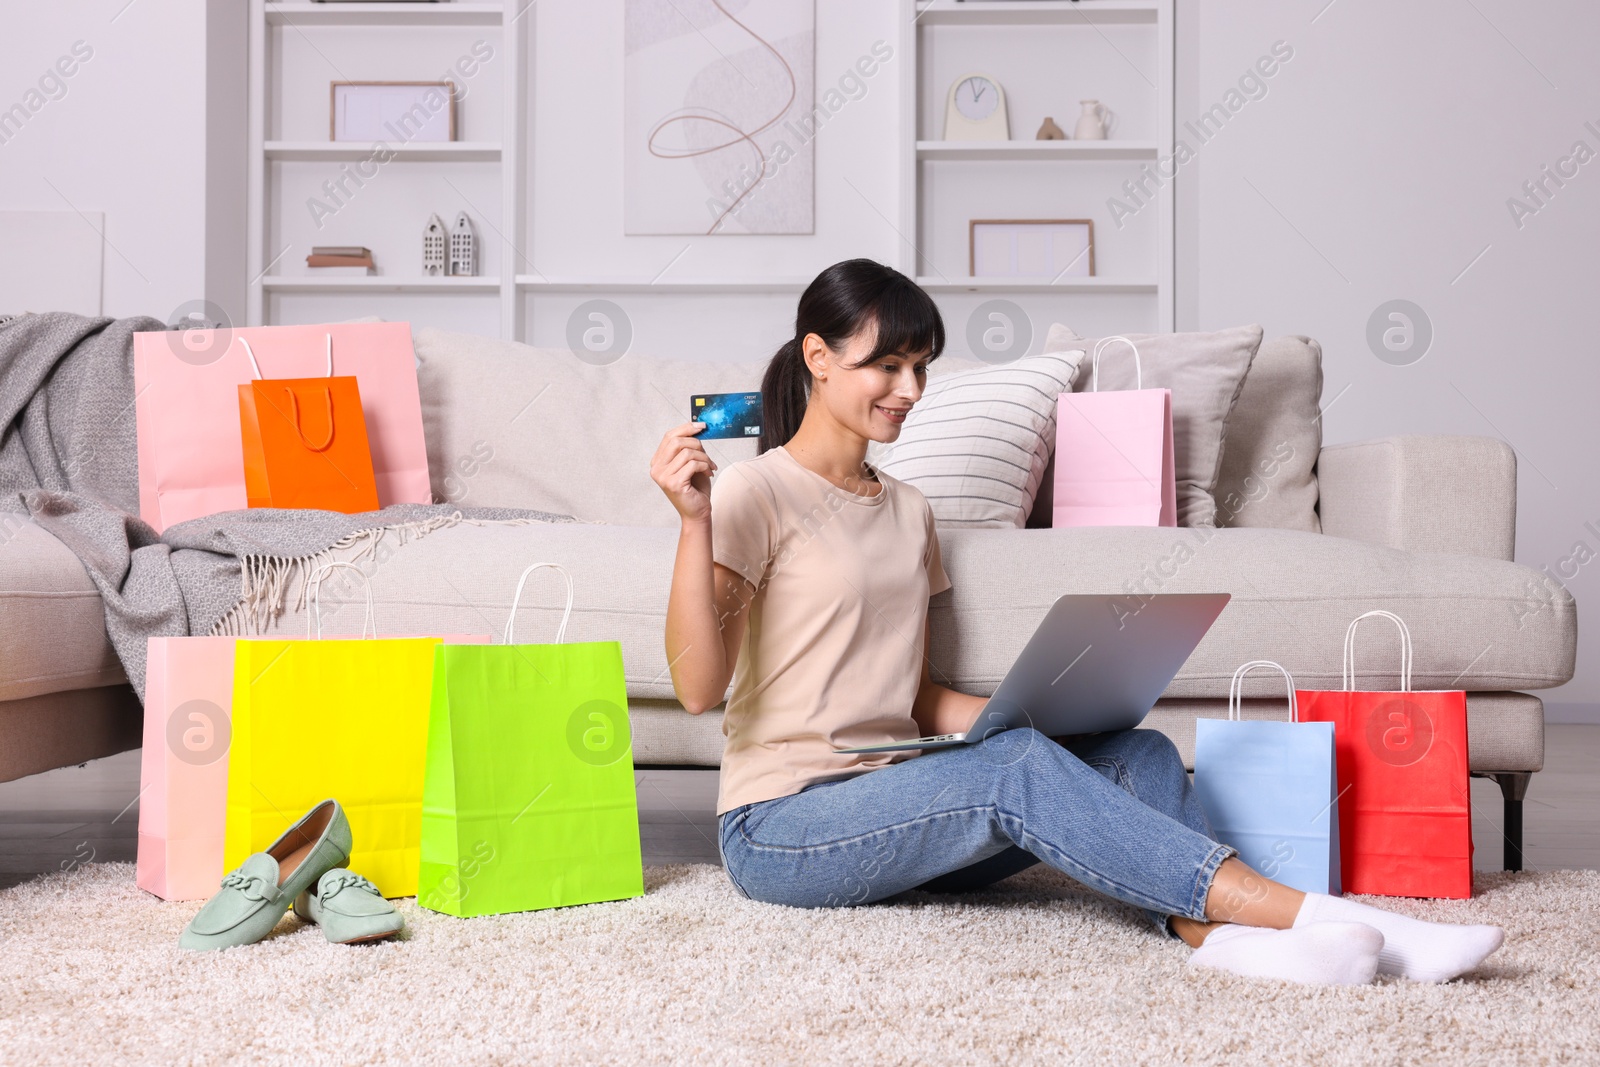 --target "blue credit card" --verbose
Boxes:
[692,392,763,440]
